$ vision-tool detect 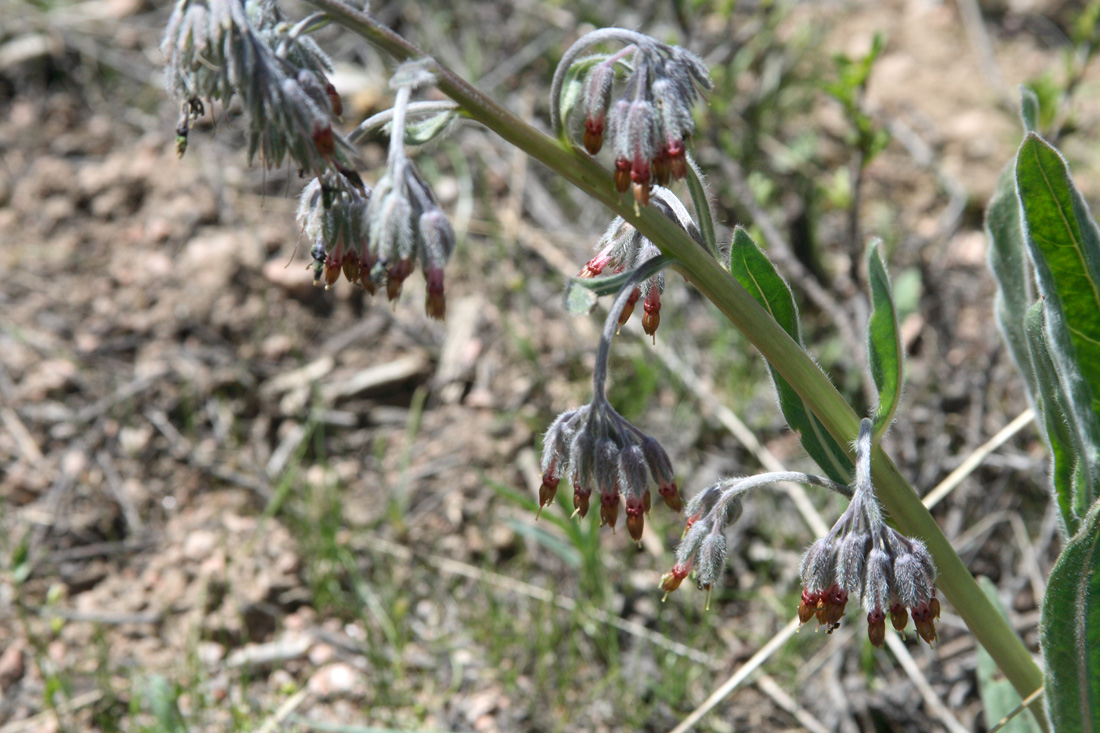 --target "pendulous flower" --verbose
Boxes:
[538,400,680,542]
[553,29,712,207]
[796,419,940,647]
